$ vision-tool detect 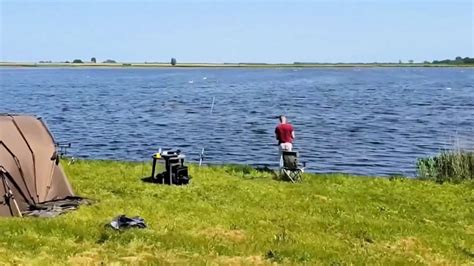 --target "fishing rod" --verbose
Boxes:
[199,97,215,167]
